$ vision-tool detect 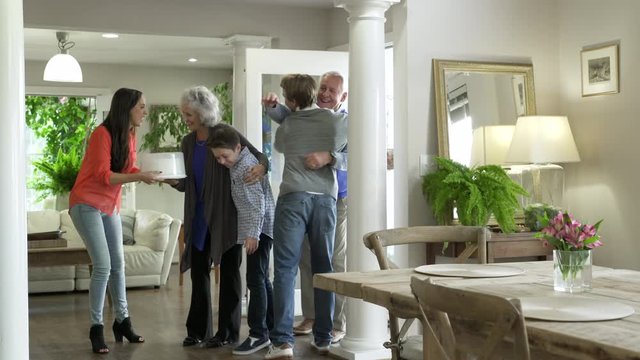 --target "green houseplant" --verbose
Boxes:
[140,82,232,153]
[25,96,95,201]
[422,157,529,233]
